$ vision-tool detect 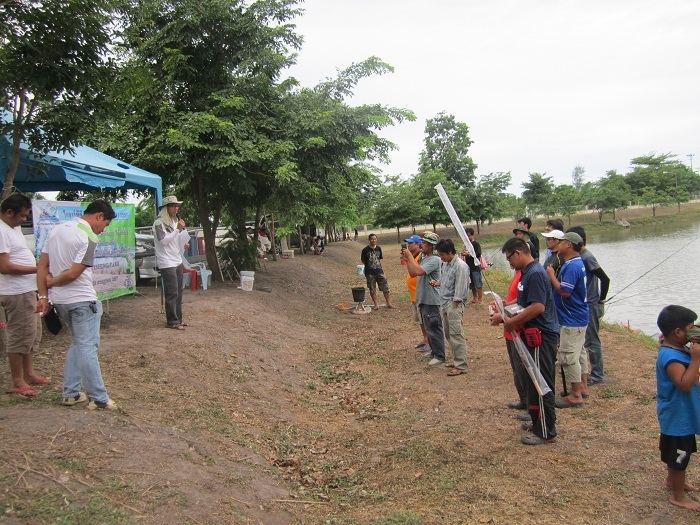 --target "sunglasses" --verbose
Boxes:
[506,251,518,261]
